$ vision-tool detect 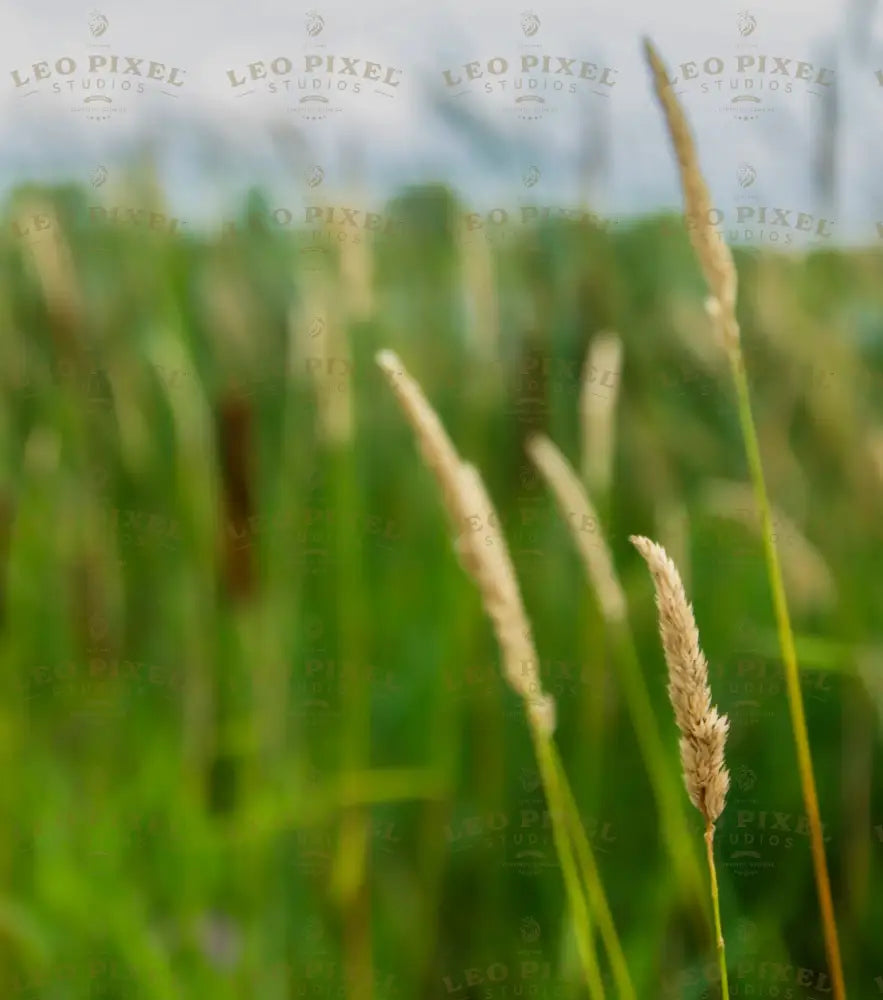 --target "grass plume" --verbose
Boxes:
[376,349,618,997]
[642,41,737,351]
[526,435,626,624]
[630,534,730,999]
[629,537,729,826]
[580,332,623,502]
[376,349,553,731]
[526,434,707,913]
[644,36,847,1000]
